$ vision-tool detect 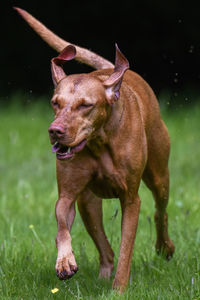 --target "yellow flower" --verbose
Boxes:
[51,288,59,294]
[29,224,34,229]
